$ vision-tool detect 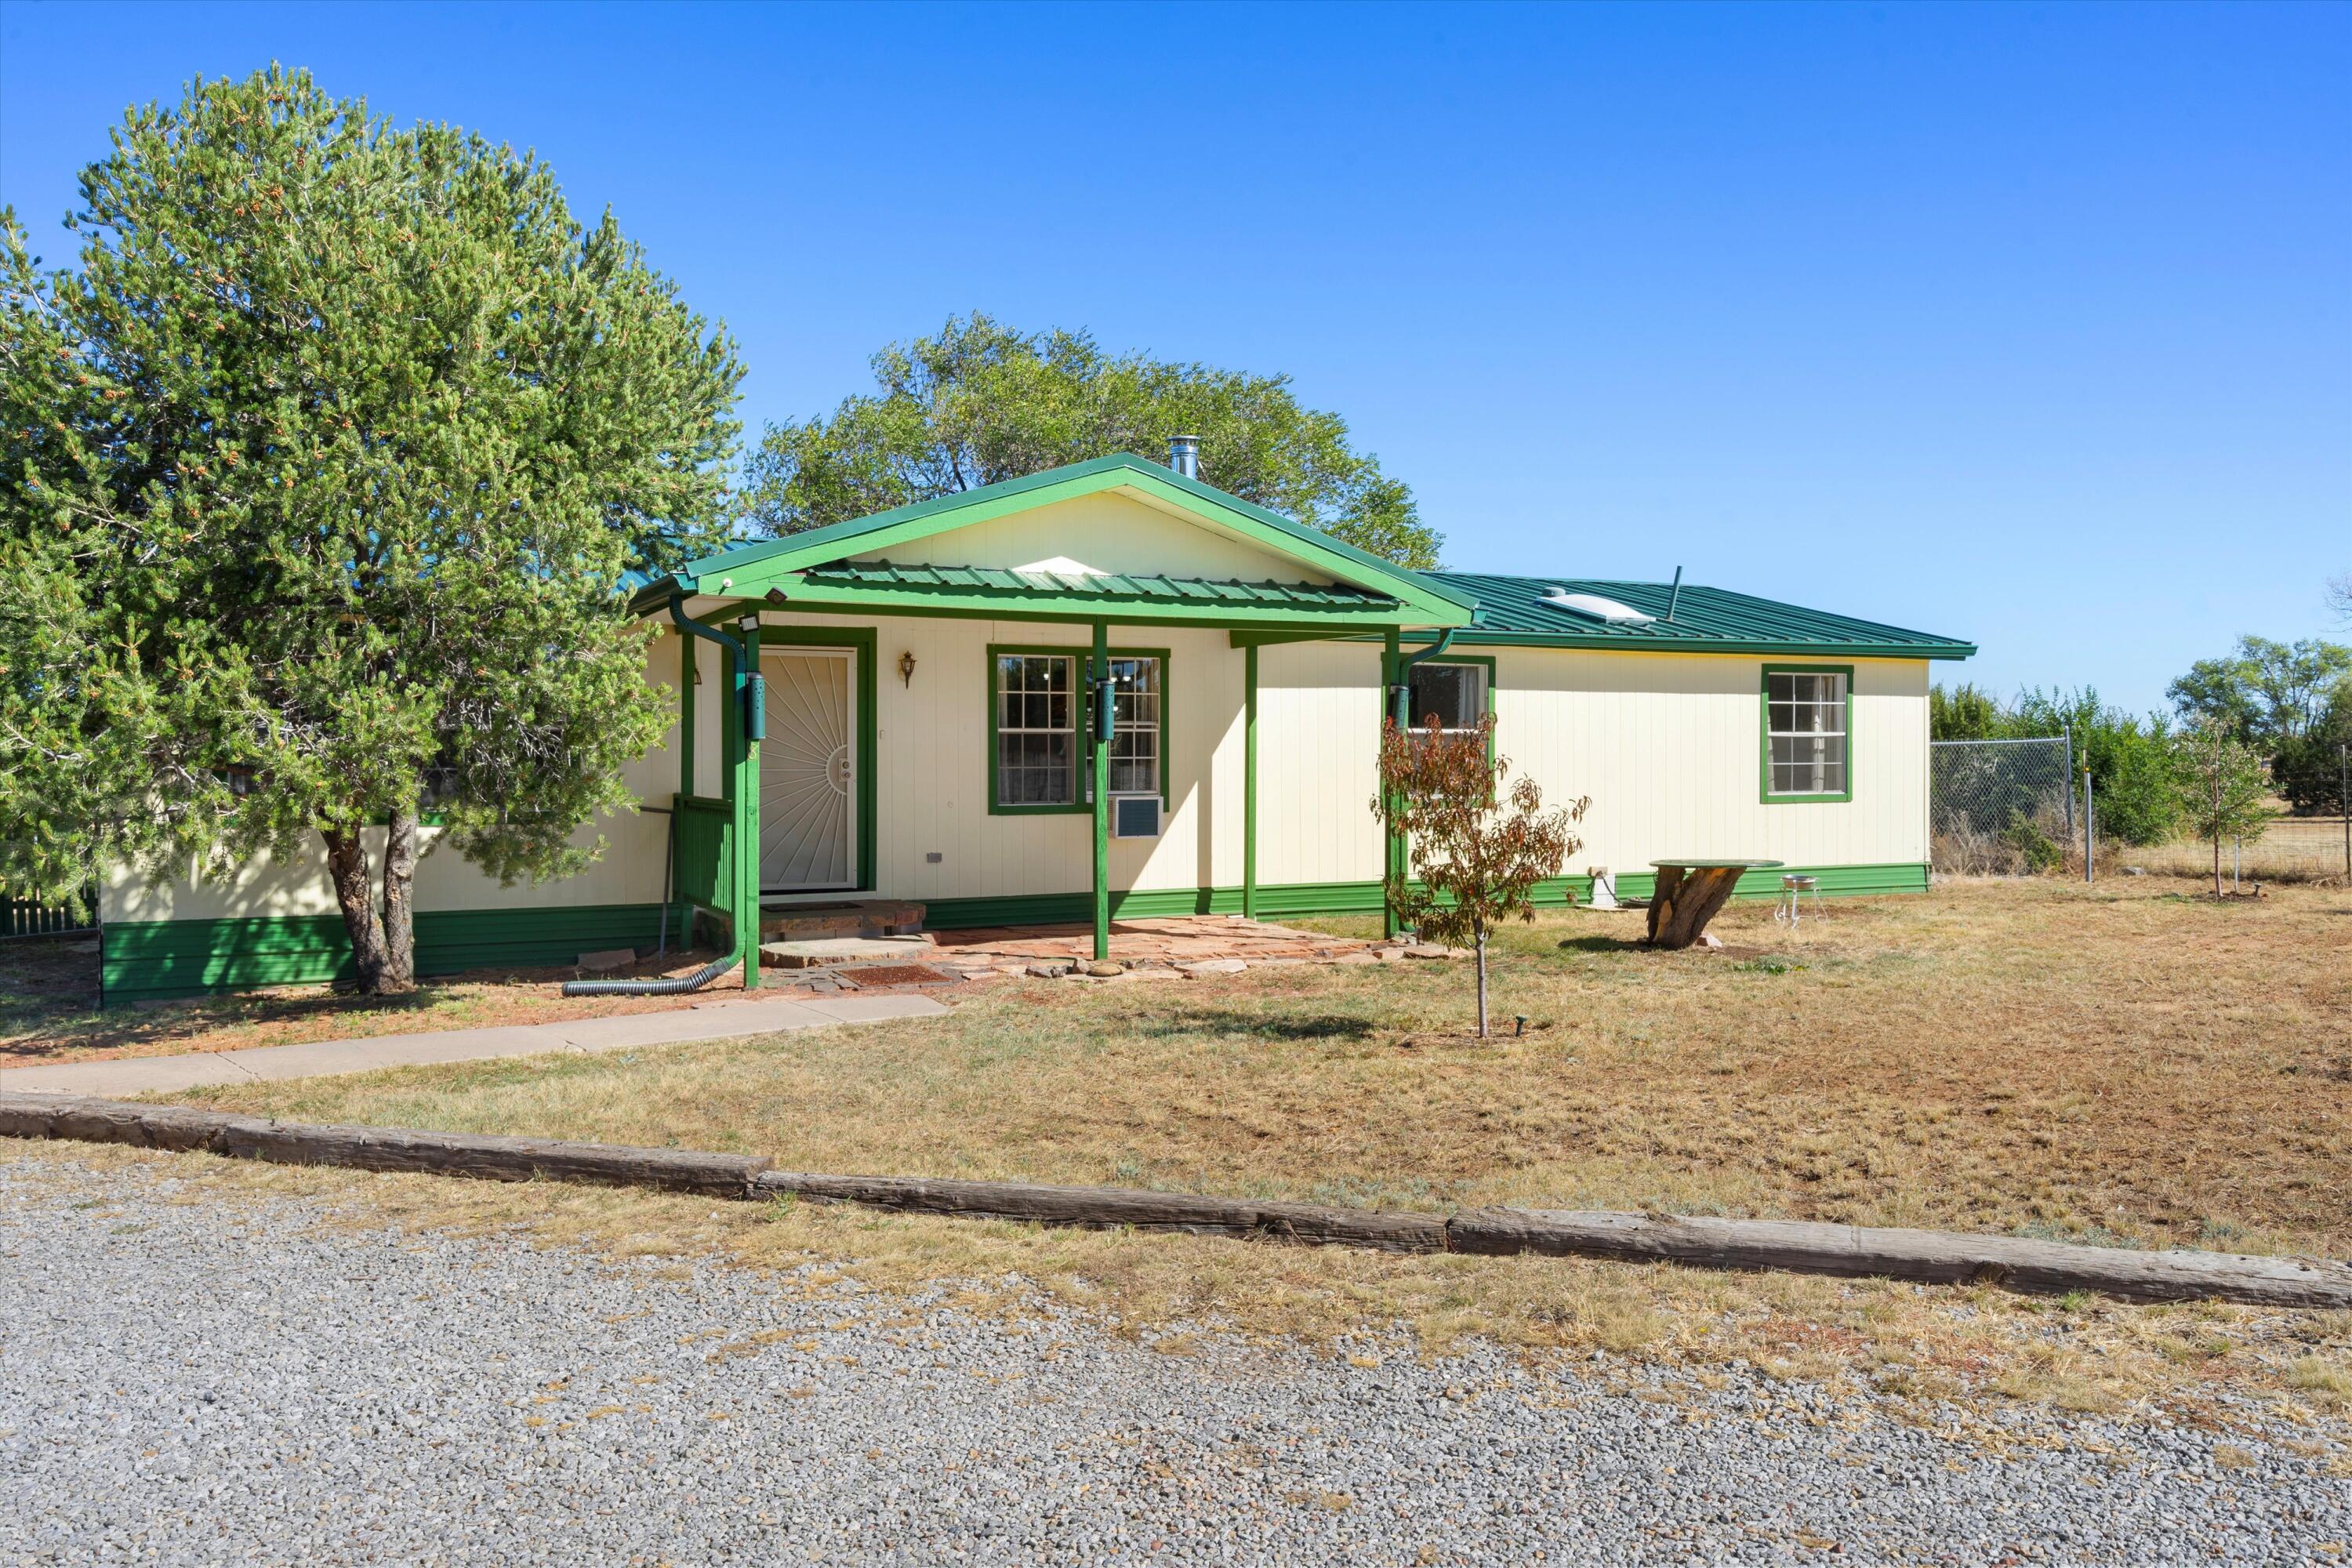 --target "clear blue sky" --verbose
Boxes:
[5,1,2346,713]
